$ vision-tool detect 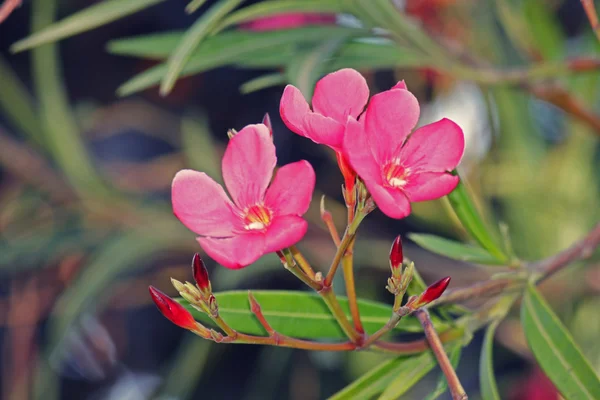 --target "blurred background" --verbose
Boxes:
[0,0,599,399]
